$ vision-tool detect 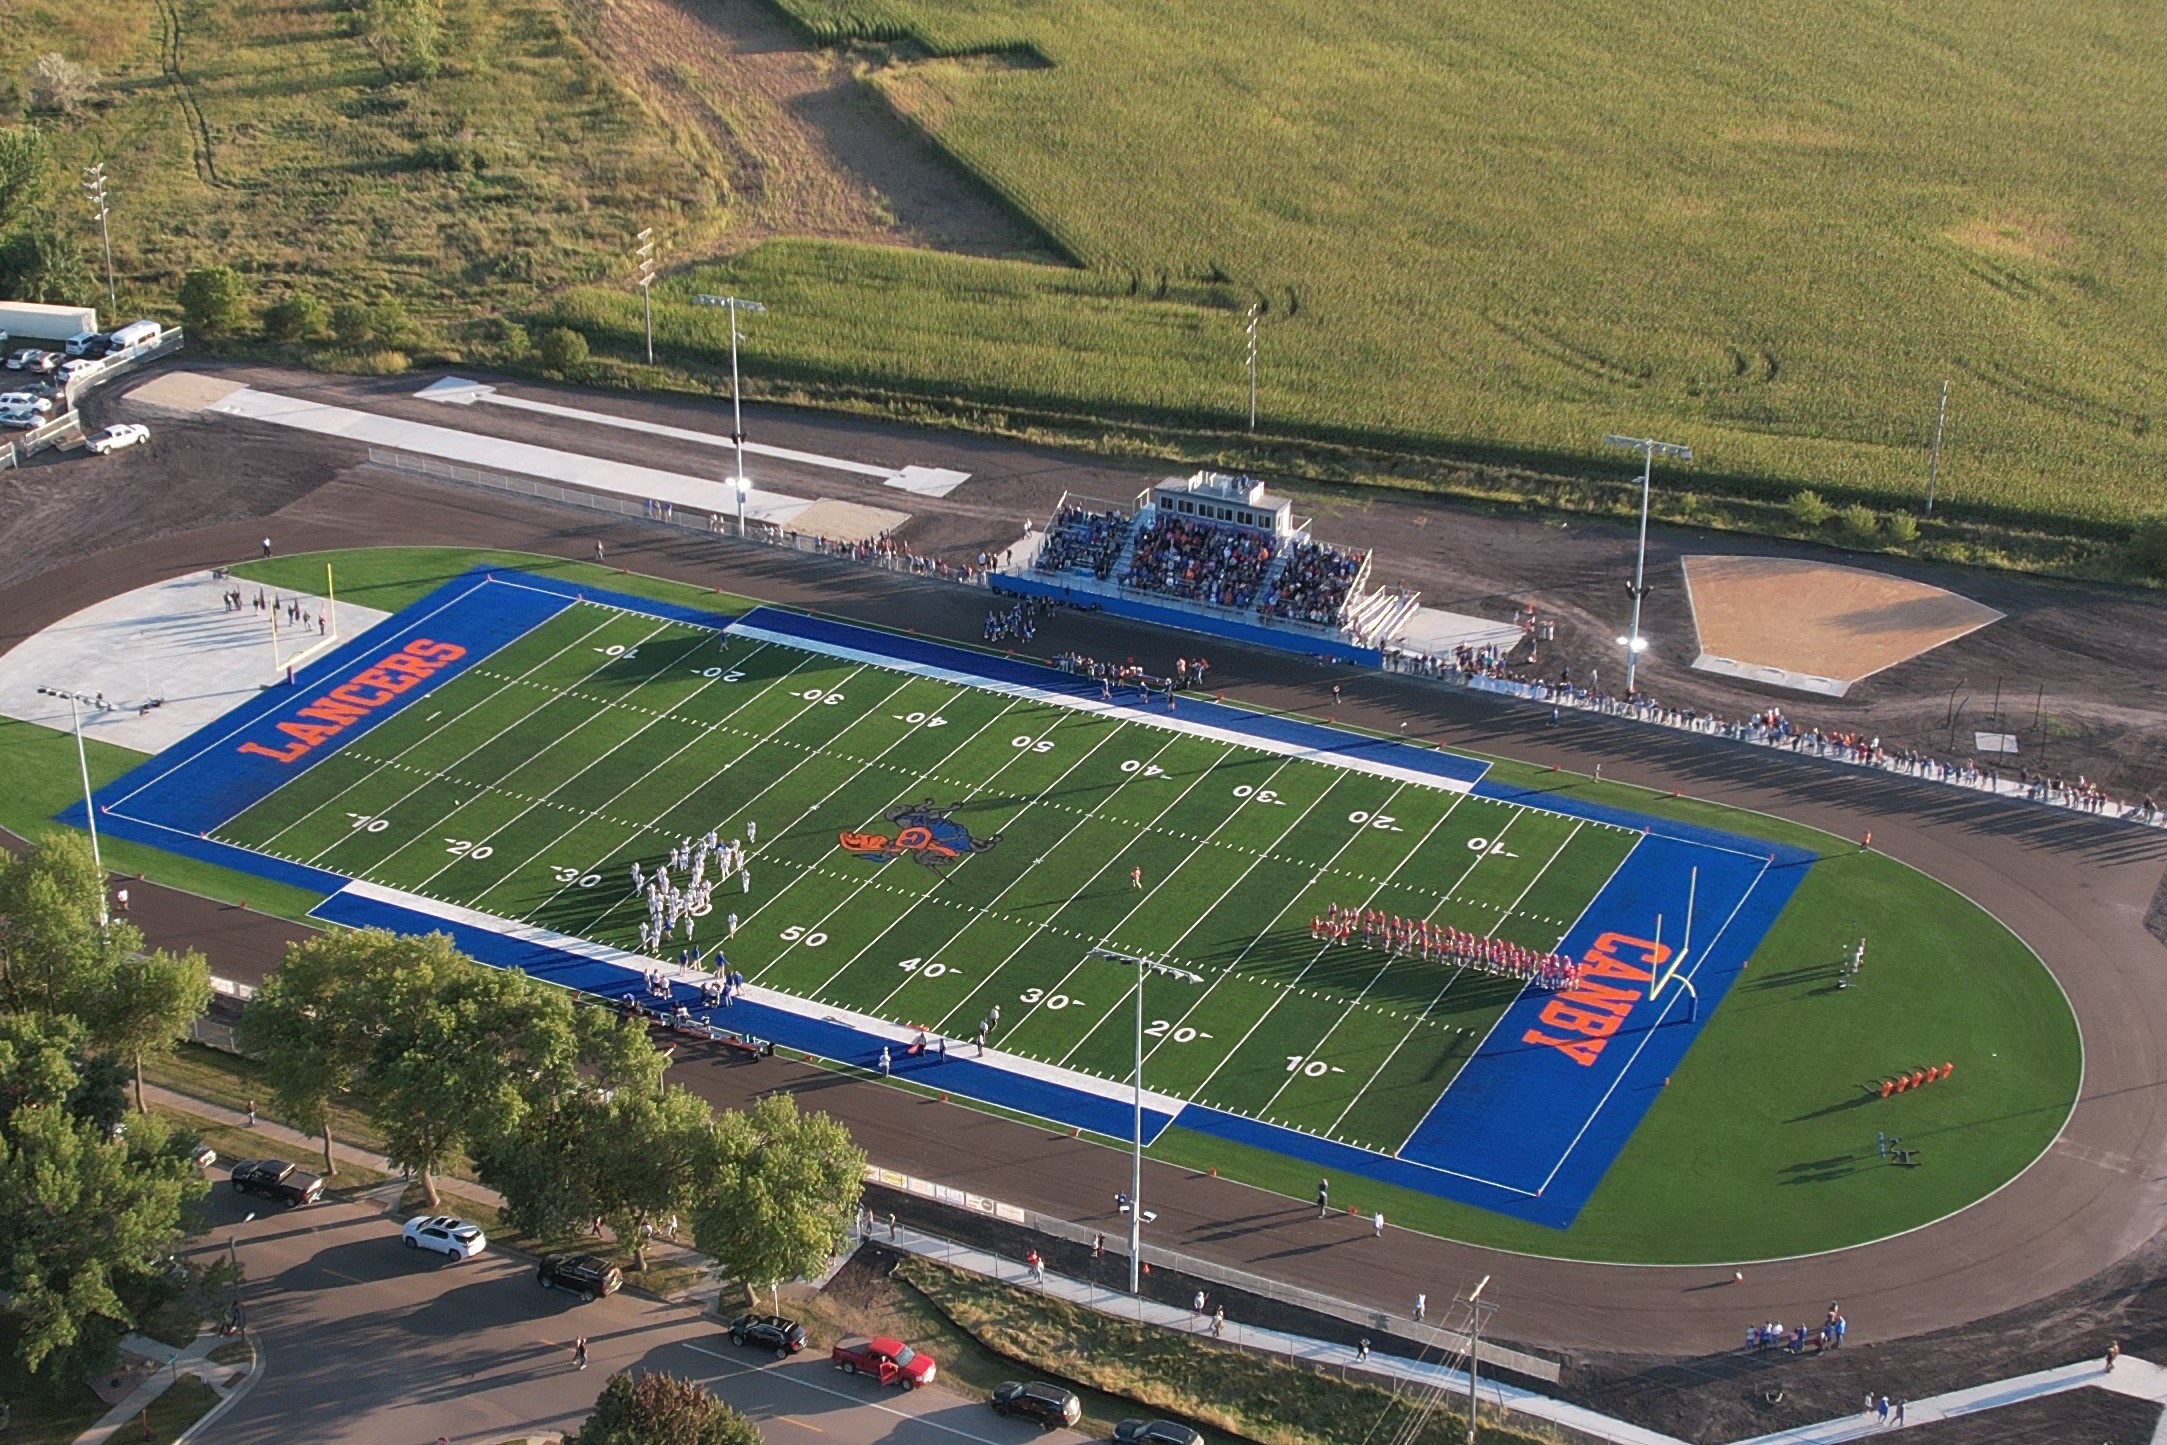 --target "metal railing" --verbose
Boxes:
[68,326,185,408]
[18,409,82,455]
[0,440,15,471]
